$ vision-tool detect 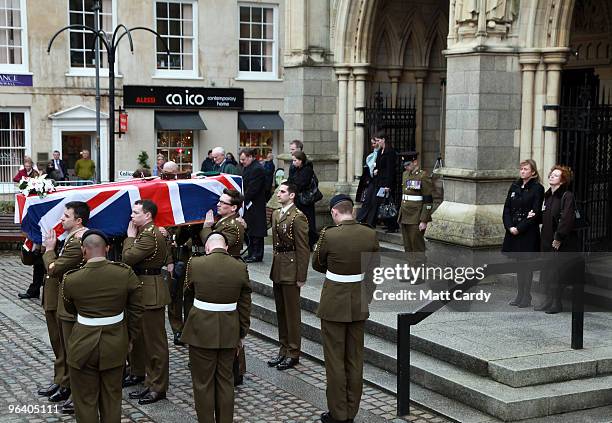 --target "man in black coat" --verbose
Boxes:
[240,148,267,263]
[373,131,398,232]
[52,150,68,181]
